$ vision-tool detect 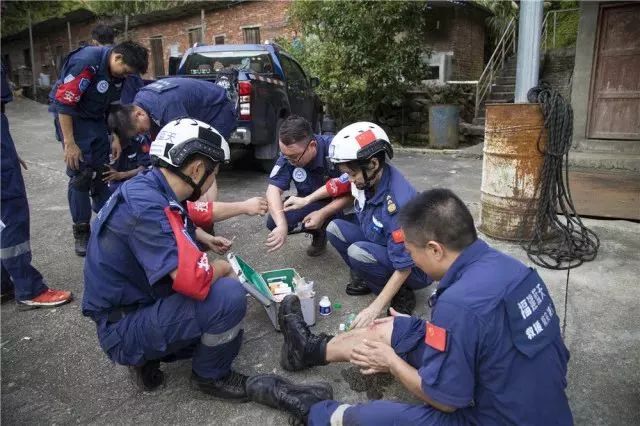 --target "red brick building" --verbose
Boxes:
[1,0,490,86]
[1,1,292,83]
